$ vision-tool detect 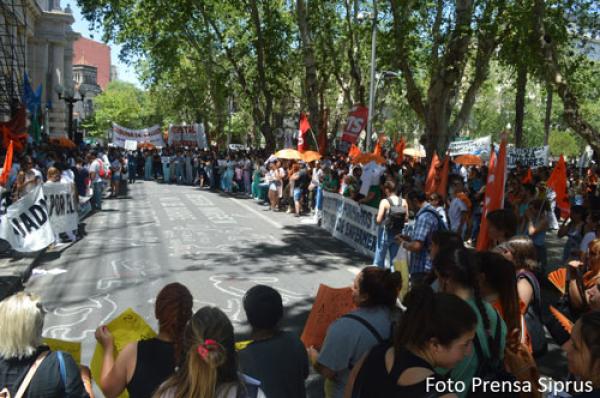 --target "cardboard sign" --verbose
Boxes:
[124,140,138,151]
[43,337,82,364]
[90,308,157,398]
[301,284,356,349]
